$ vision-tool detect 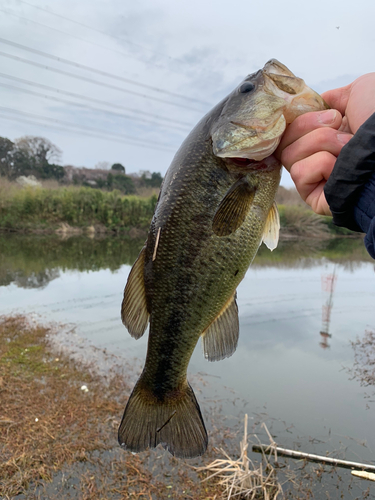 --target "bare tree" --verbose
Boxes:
[95,161,110,170]
[0,137,15,177]
[15,136,62,166]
